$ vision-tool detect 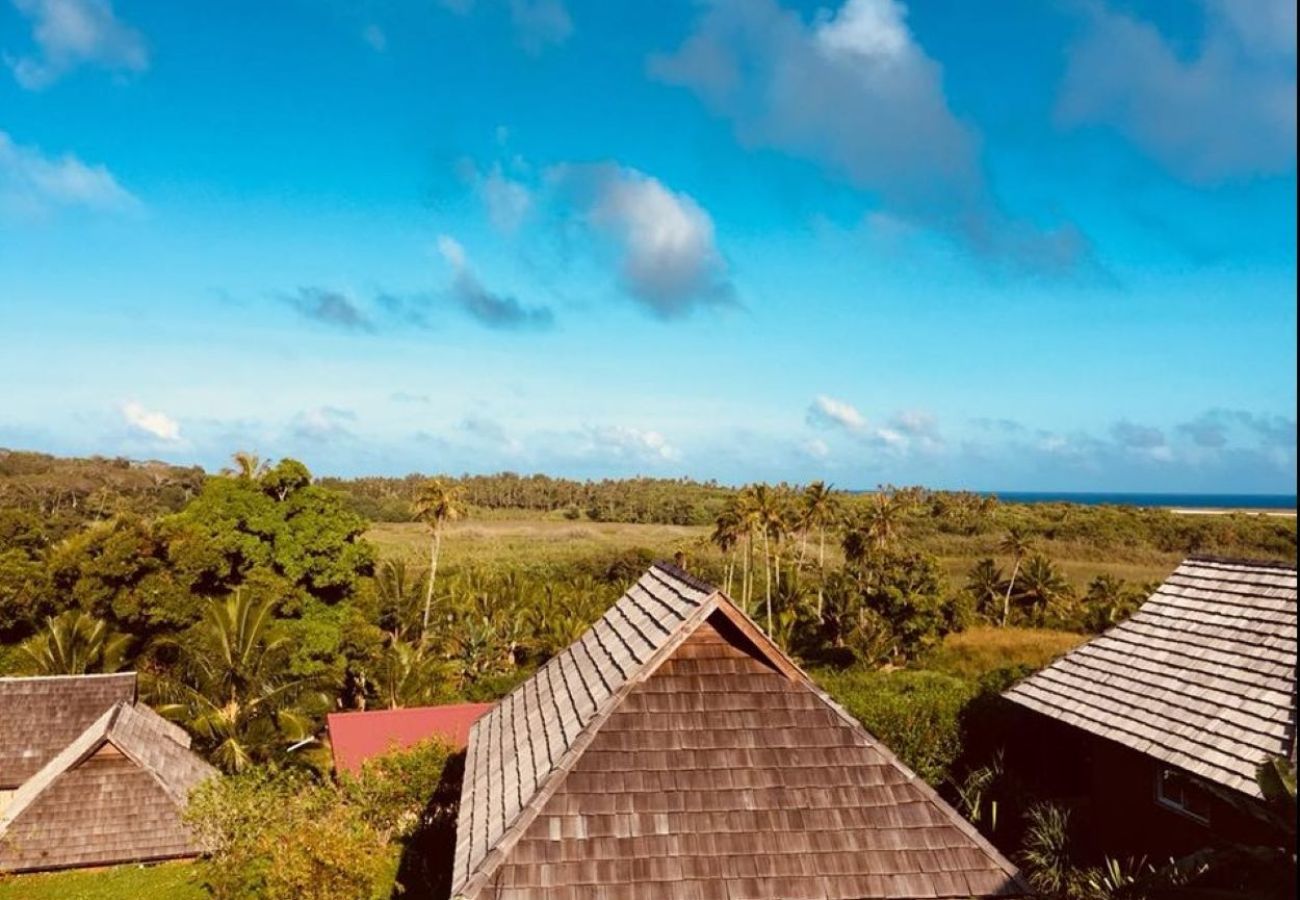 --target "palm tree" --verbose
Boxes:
[19,610,131,675]
[800,481,839,617]
[863,491,905,551]
[155,592,318,772]
[371,638,453,710]
[375,558,426,642]
[225,451,269,481]
[733,487,762,612]
[411,479,465,644]
[997,527,1035,626]
[965,558,1006,622]
[748,484,786,633]
[1015,554,1072,624]
[710,507,742,596]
